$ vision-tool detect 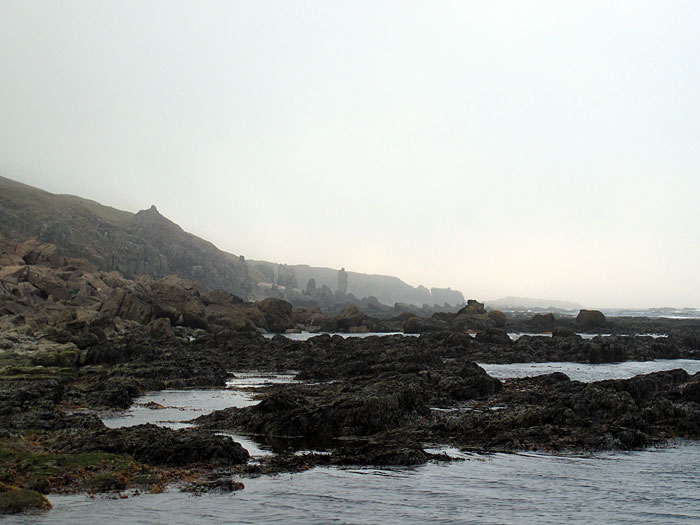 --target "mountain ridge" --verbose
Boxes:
[0,175,465,307]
